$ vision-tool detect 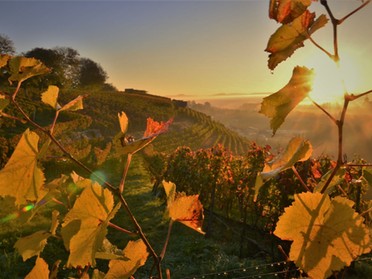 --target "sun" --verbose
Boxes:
[304,51,362,104]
